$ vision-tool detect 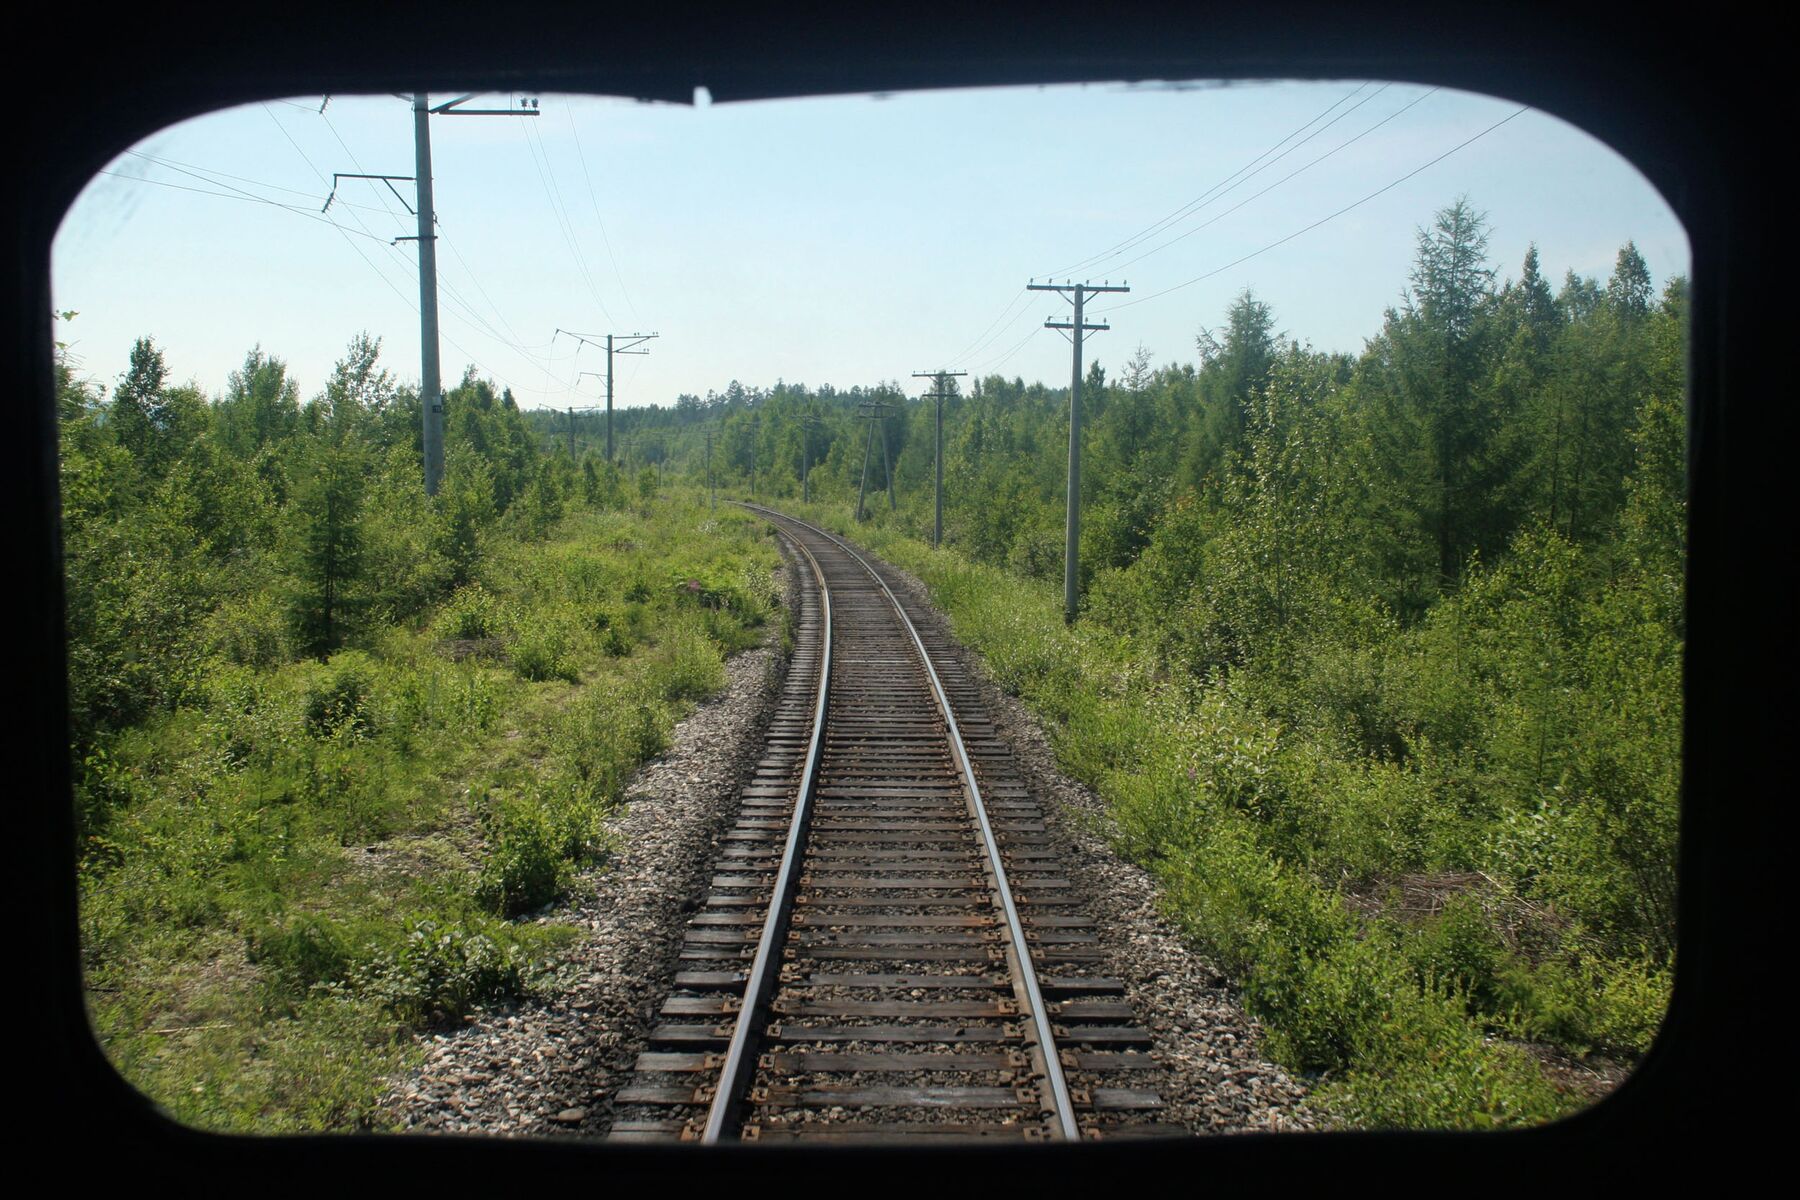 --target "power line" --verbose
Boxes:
[94,170,391,241]
[261,104,395,253]
[120,150,392,213]
[1048,82,1384,278]
[1094,104,1531,316]
[122,143,537,373]
[313,100,571,395]
[319,108,412,234]
[1100,86,1440,277]
[951,90,1391,380]
[438,232,540,352]
[519,118,617,327]
[968,324,1043,375]
[564,103,641,325]
[262,99,530,413]
[944,287,1031,369]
